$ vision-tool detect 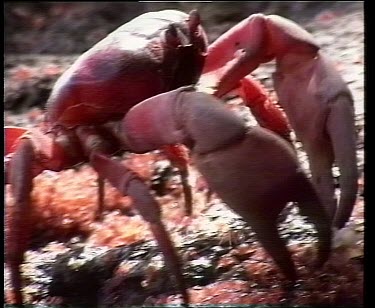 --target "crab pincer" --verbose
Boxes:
[202,13,358,229]
[123,86,331,286]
